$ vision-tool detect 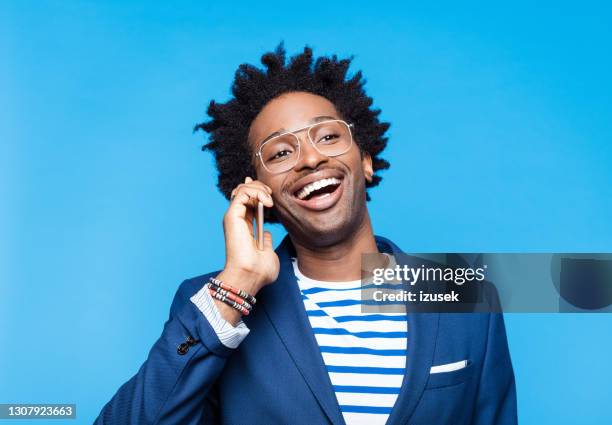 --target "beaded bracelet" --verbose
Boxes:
[208,287,250,316]
[207,282,253,311]
[208,276,257,306]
